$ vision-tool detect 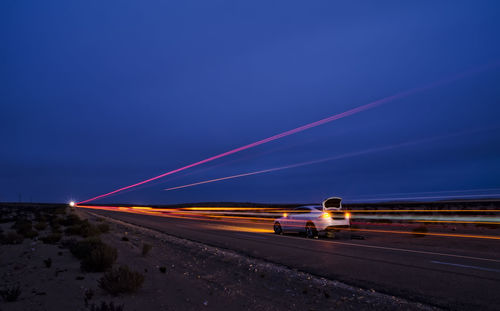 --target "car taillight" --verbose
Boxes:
[345,212,351,219]
[321,212,331,219]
